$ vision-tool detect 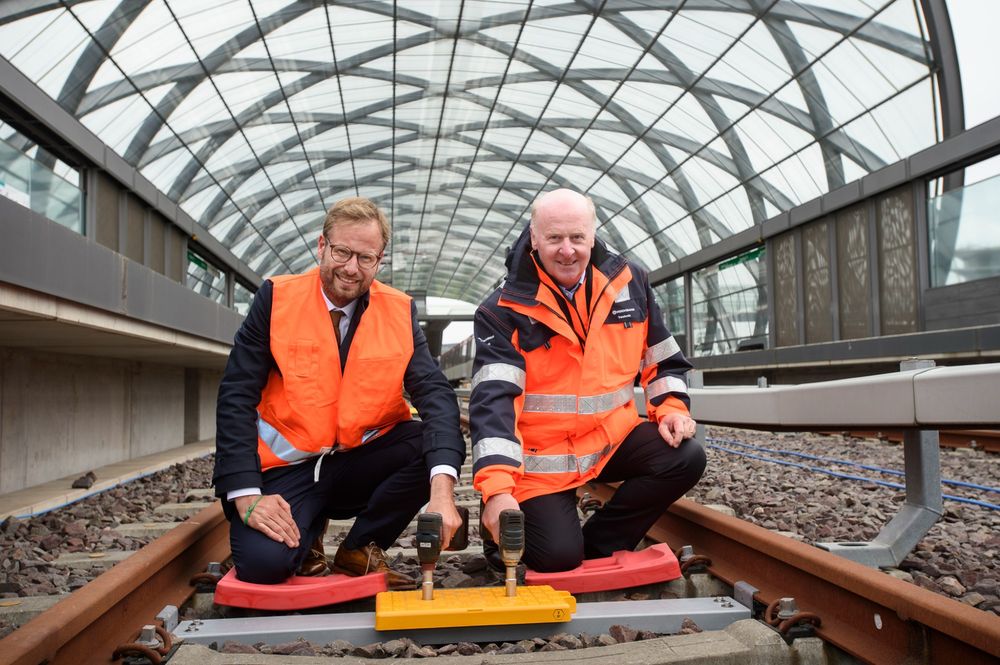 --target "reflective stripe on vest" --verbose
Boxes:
[641,336,680,370]
[472,437,523,464]
[258,415,332,464]
[645,375,687,401]
[522,382,633,415]
[471,363,526,392]
[524,443,614,475]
